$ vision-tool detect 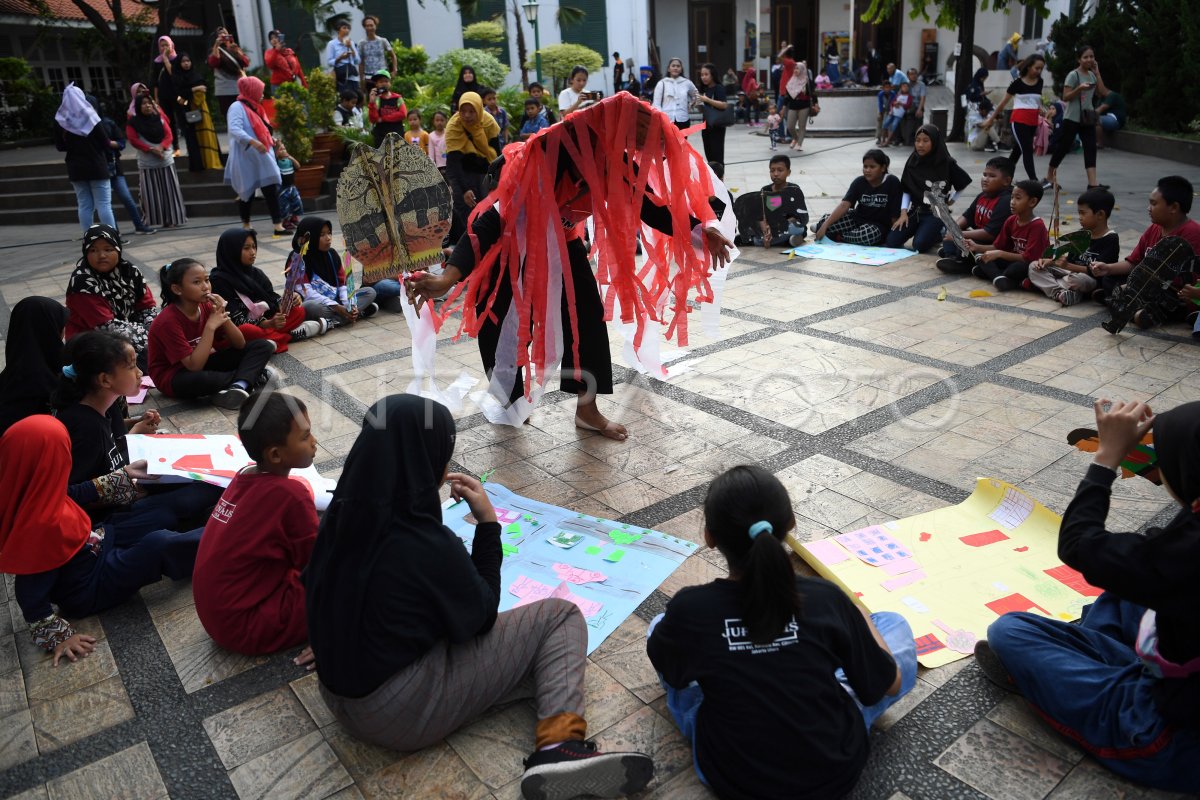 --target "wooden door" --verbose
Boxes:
[689,1,735,80]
